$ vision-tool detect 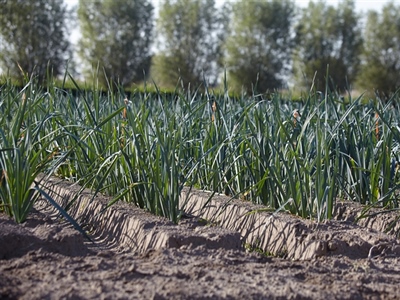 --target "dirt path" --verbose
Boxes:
[1,179,400,299]
[2,213,400,300]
